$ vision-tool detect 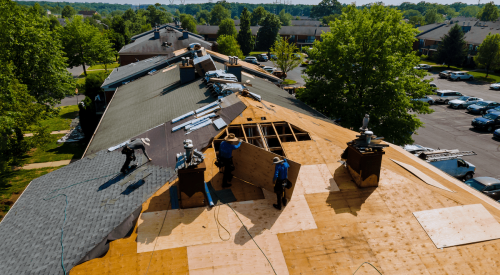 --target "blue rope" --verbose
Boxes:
[42,172,119,274]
